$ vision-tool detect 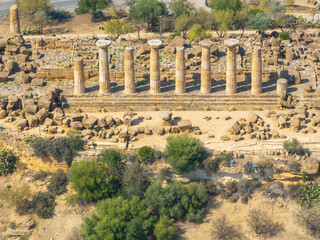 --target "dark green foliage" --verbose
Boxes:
[300,181,320,207]
[77,0,111,14]
[283,138,303,155]
[129,0,167,29]
[246,12,271,34]
[205,182,220,196]
[279,32,290,40]
[221,181,238,199]
[33,192,56,219]
[81,196,156,240]
[302,171,307,183]
[288,160,301,173]
[137,146,155,163]
[69,160,119,203]
[144,177,208,222]
[165,134,207,173]
[209,0,242,11]
[47,169,68,195]
[169,0,195,17]
[0,149,18,176]
[217,152,233,167]
[122,164,150,199]
[98,148,125,177]
[154,215,176,240]
[48,9,72,20]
